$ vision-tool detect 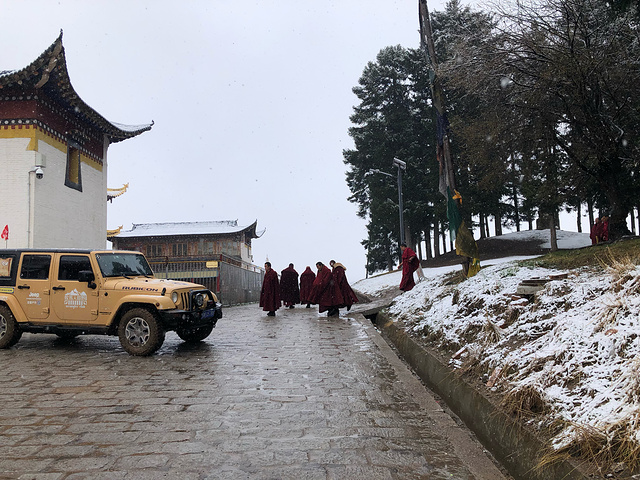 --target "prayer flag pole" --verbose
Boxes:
[418,0,480,277]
